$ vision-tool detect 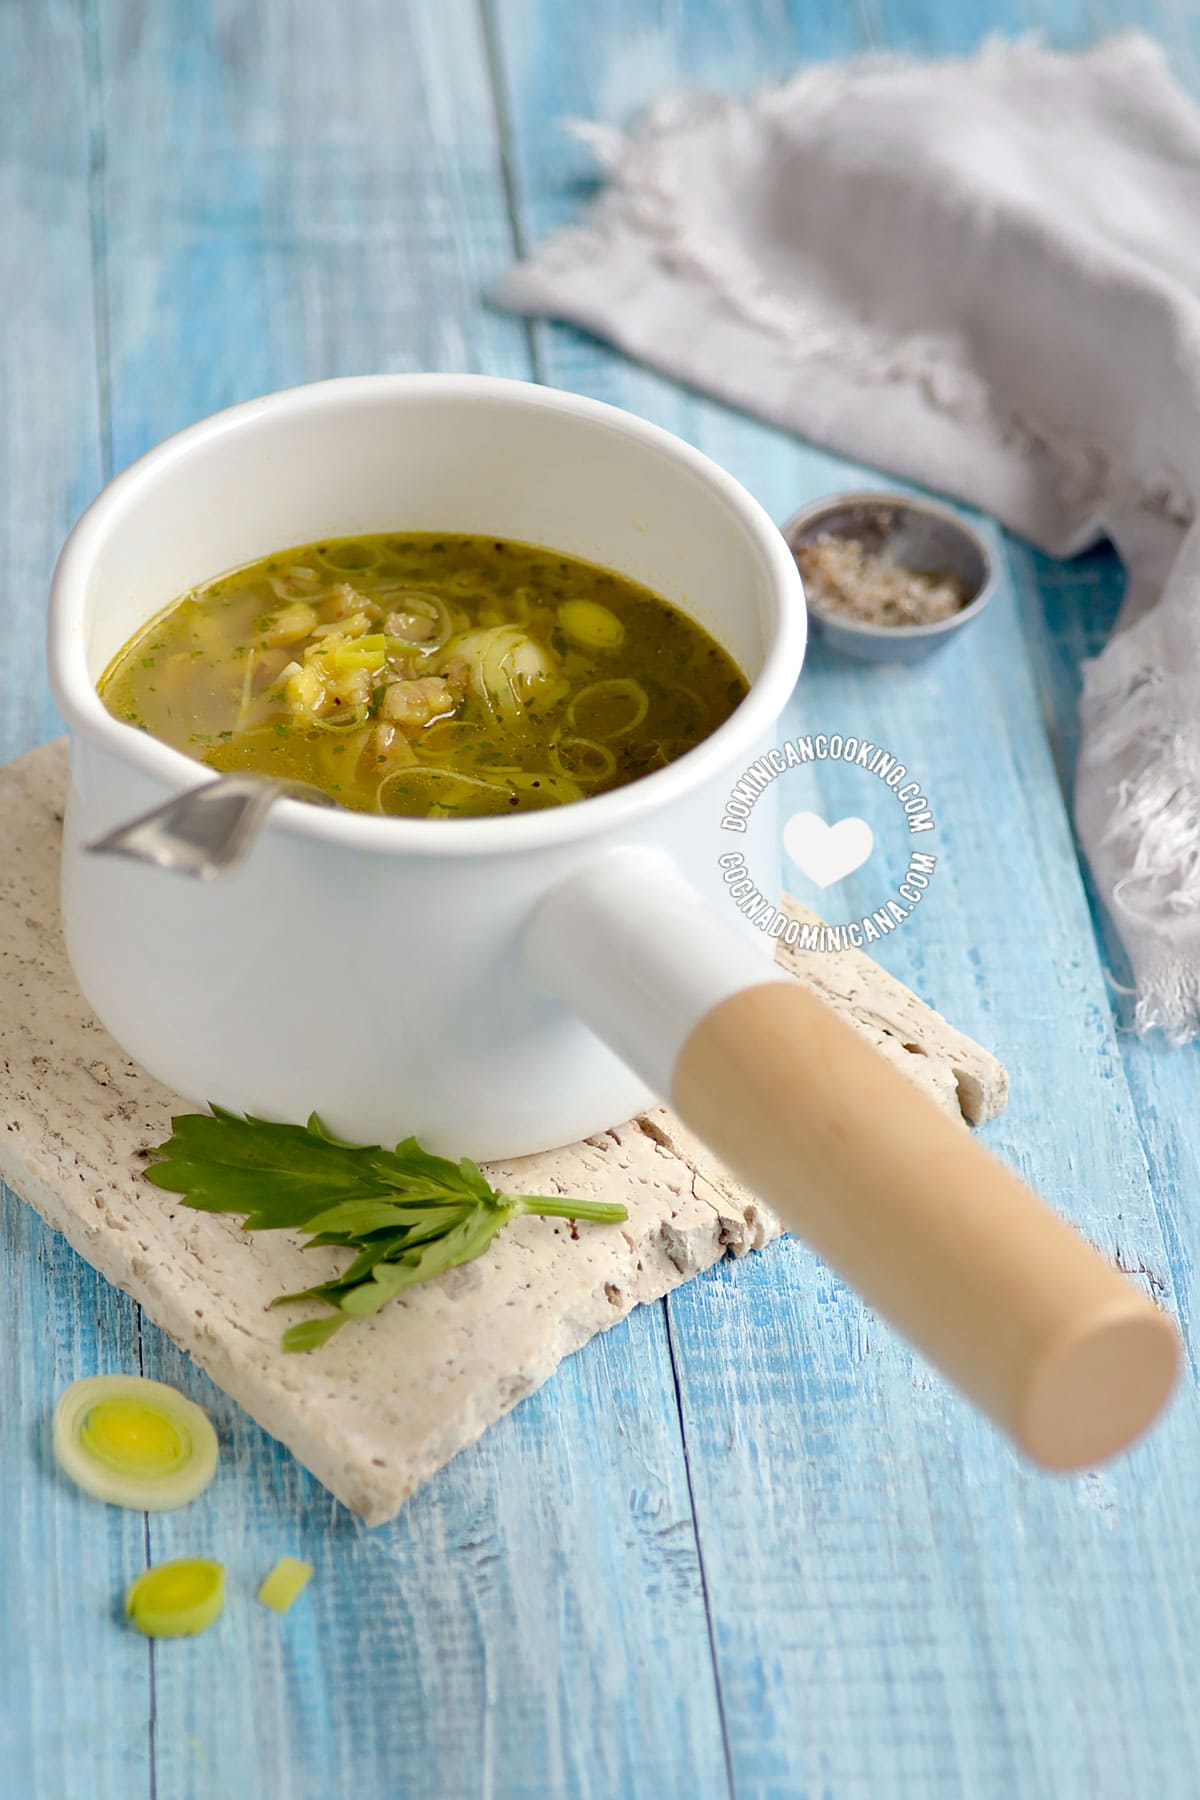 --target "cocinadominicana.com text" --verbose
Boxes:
[718,850,938,949]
